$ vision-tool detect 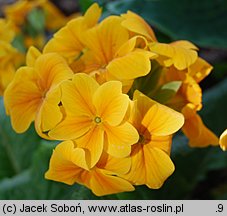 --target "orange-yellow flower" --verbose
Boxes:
[45,140,134,196]
[40,0,80,31]
[49,73,139,167]
[121,10,157,42]
[0,18,15,42]
[219,129,227,151]
[123,91,184,189]
[44,3,102,62]
[73,16,156,88]
[158,59,218,147]
[182,104,218,147]
[149,40,198,70]
[3,0,44,30]
[4,48,73,138]
[44,4,157,92]
[0,41,23,96]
